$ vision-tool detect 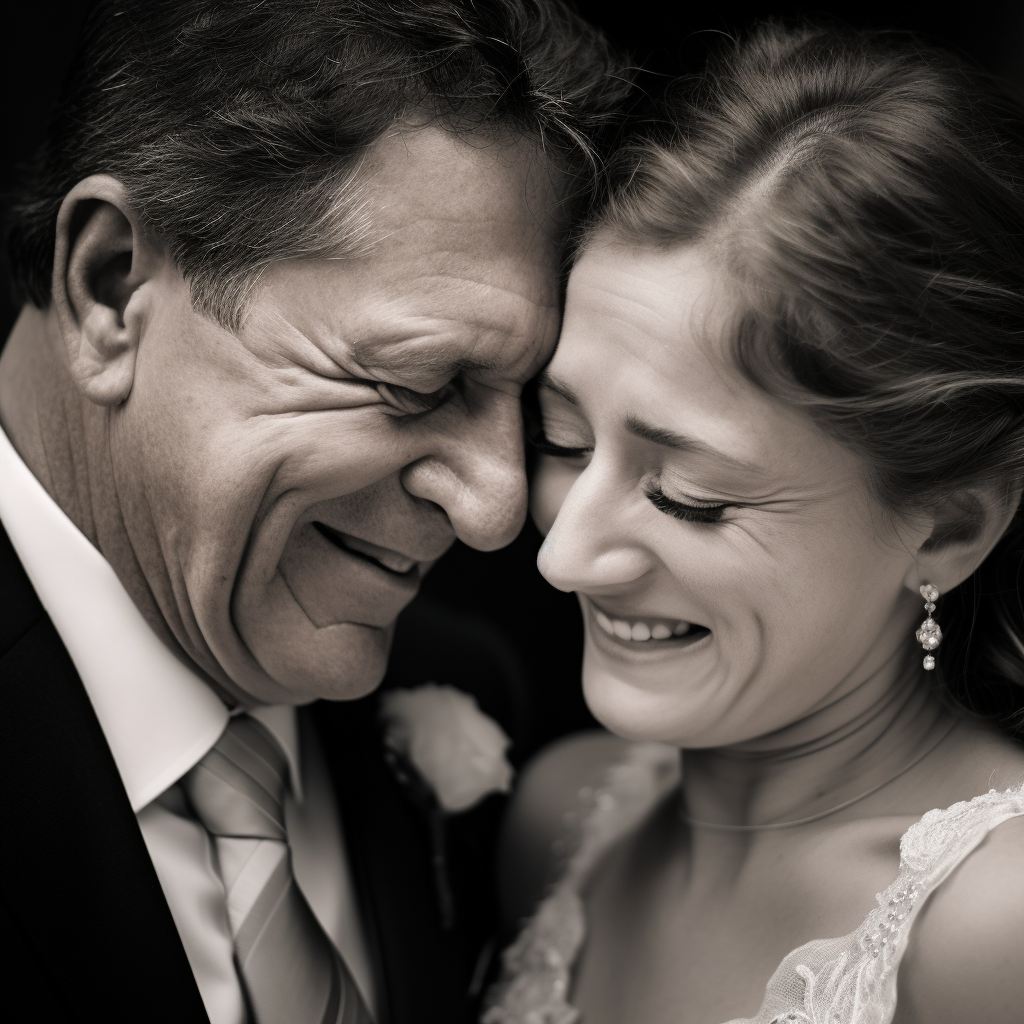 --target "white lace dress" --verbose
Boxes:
[482,742,1024,1024]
